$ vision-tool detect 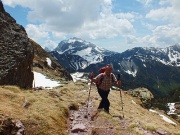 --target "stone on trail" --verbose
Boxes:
[71,123,86,133]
